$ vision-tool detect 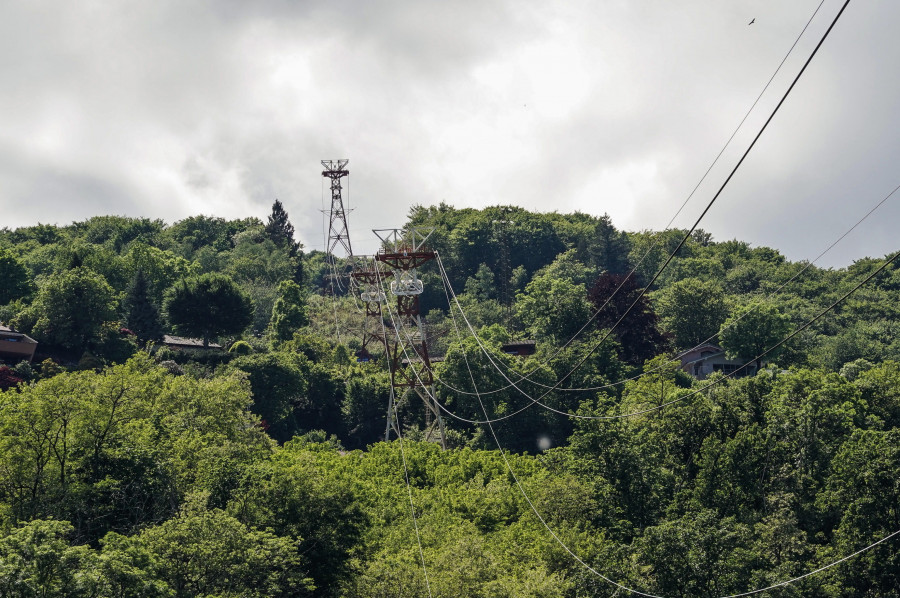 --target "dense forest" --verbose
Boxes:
[0,203,898,597]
